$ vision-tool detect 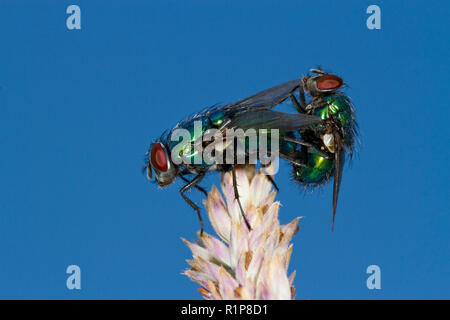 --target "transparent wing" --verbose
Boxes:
[228,109,321,132]
[188,79,307,153]
[226,79,302,110]
[201,109,320,165]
